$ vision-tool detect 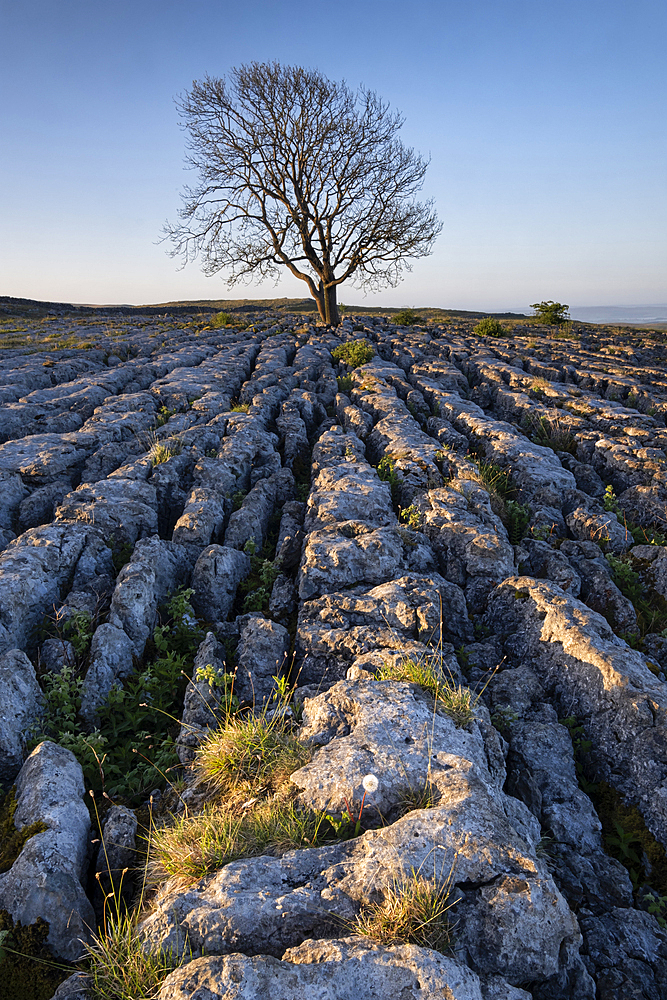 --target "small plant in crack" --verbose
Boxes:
[376,655,481,728]
[352,862,457,953]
